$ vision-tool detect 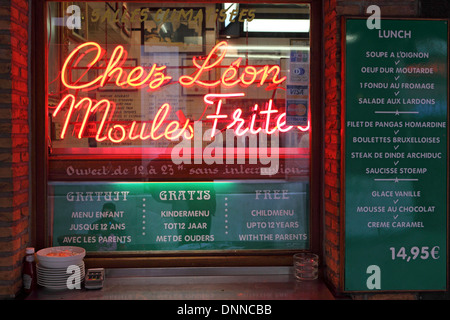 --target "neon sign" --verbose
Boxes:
[53,41,310,144]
